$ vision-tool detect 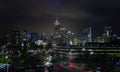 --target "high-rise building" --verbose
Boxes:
[73,38,79,45]
[11,31,21,45]
[103,26,112,42]
[53,17,64,45]
[94,36,104,43]
[39,33,44,40]
[81,27,92,43]
[26,32,31,40]
[54,17,61,32]
[104,26,112,37]
[52,17,76,45]
[30,33,39,43]
[21,30,28,41]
